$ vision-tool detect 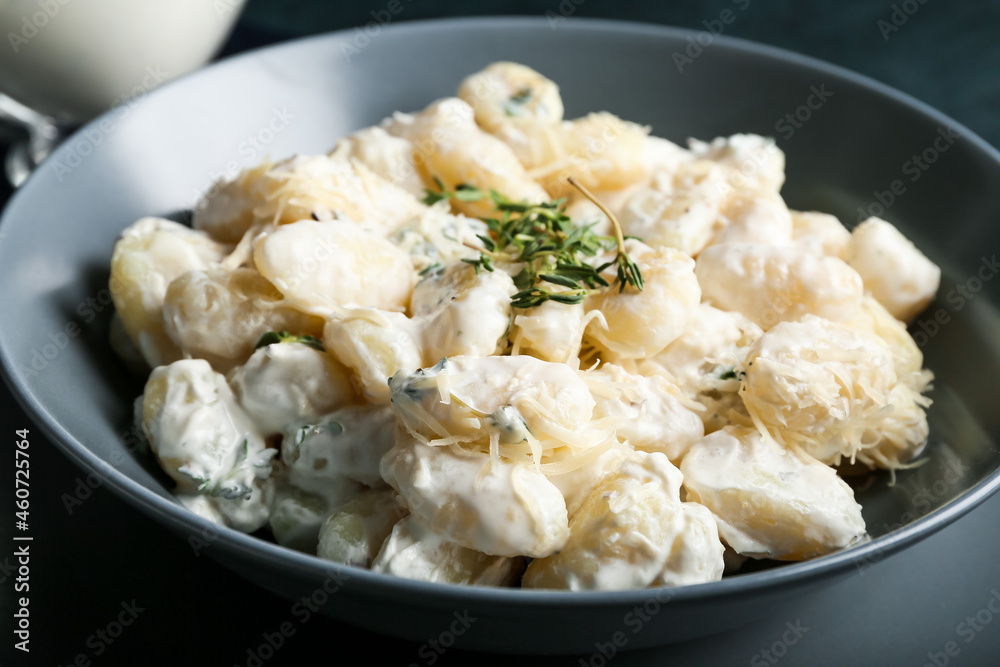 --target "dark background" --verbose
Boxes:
[2,1,1000,665]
